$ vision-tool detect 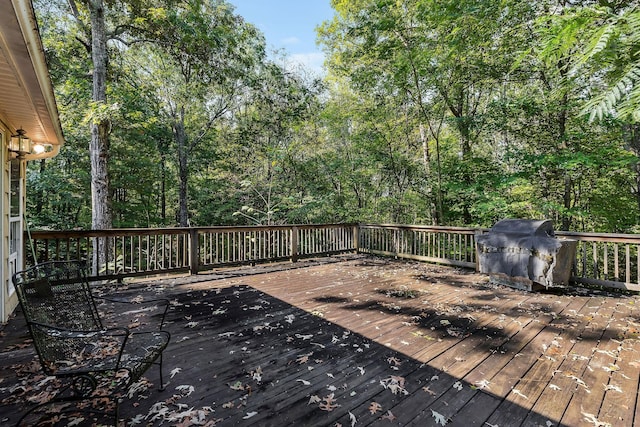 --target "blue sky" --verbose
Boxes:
[227,0,335,75]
